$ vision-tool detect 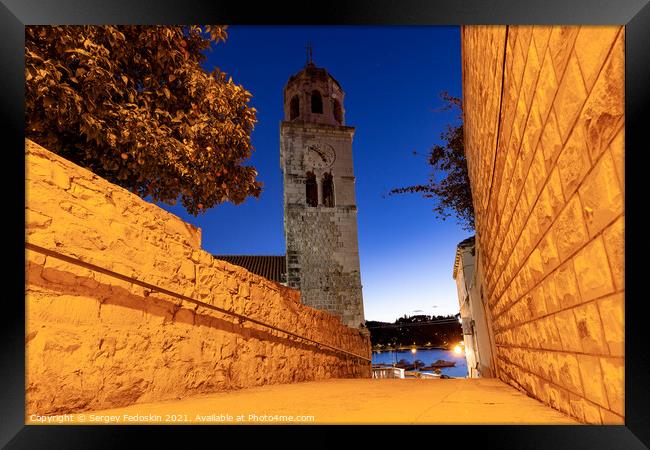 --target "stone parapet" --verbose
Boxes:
[25,139,371,416]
